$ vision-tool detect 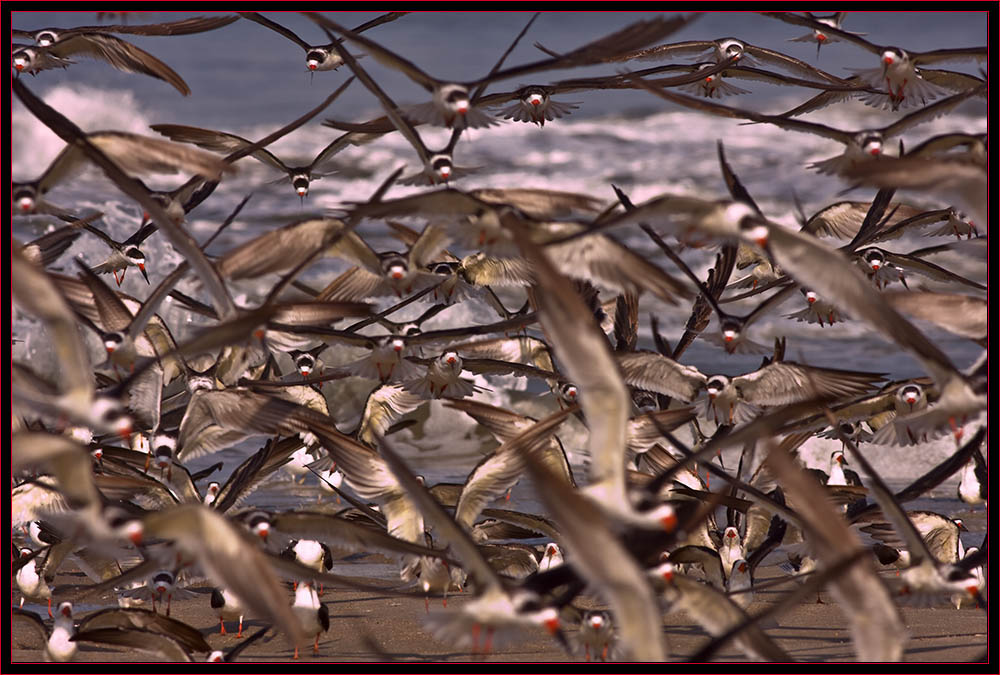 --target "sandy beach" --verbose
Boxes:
[12,553,988,663]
